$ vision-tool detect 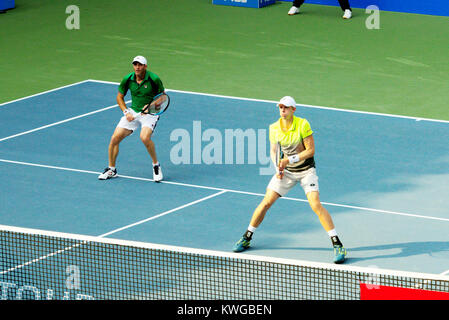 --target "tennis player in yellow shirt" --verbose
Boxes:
[233,96,347,264]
